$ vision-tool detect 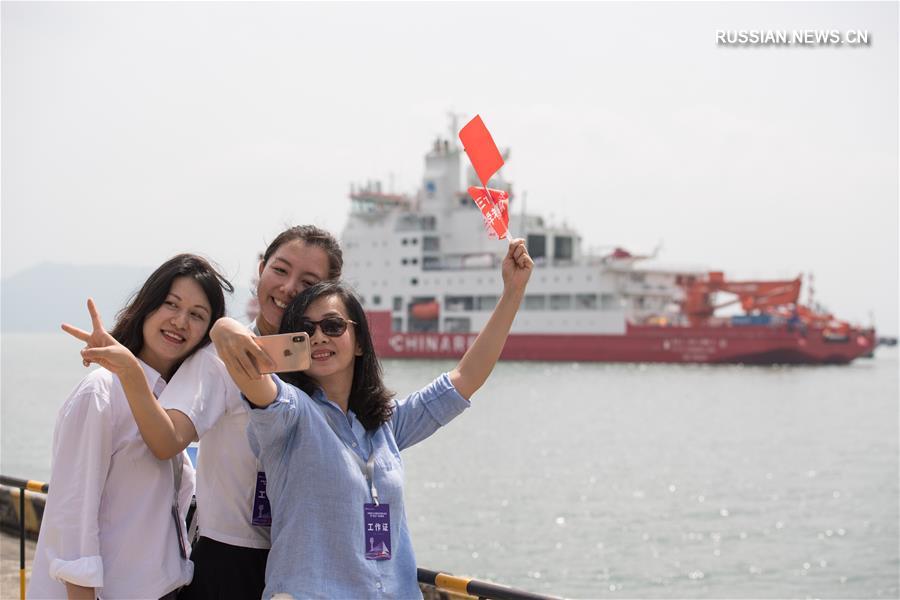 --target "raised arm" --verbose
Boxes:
[63,299,197,459]
[449,238,533,399]
[210,318,278,407]
[209,317,275,380]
